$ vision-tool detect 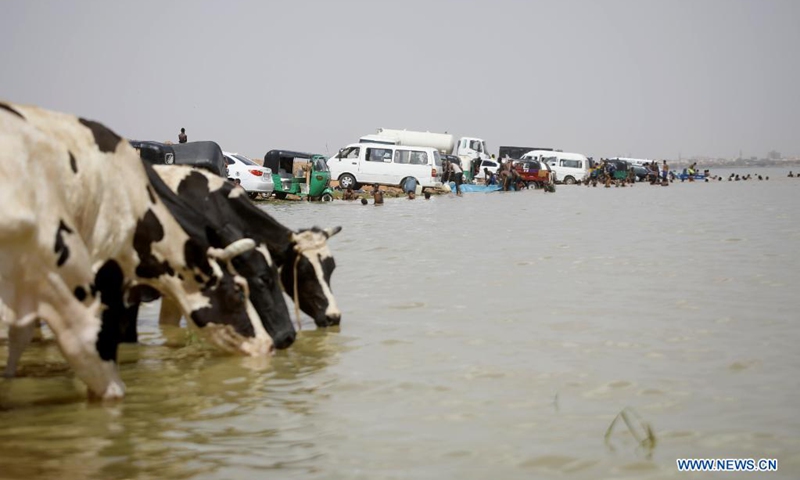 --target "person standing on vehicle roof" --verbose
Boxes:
[178,127,187,144]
